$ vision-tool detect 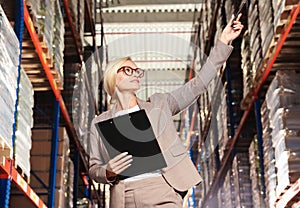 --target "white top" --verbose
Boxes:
[114,105,162,182]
